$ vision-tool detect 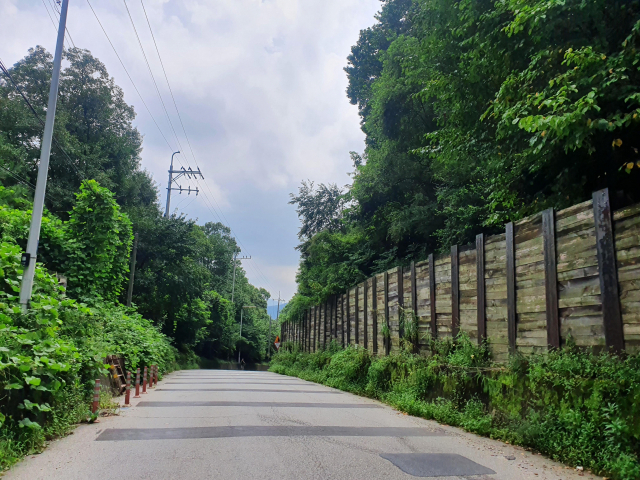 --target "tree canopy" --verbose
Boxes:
[0,46,276,363]
[292,0,640,304]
